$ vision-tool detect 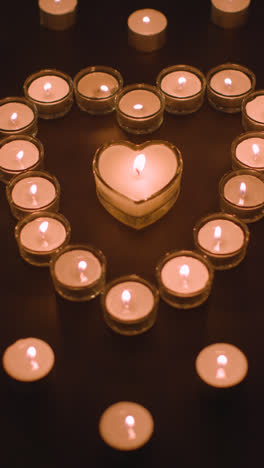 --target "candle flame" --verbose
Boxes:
[252,143,260,158]
[100,85,109,93]
[143,16,150,23]
[10,112,18,124]
[178,76,187,87]
[214,225,222,241]
[78,260,87,272]
[133,103,143,111]
[125,415,135,427]
[179,264,190,279]
[16,150,24,161]
[26,346,37,359]
[240,181,246,197]
[30,184,37,196]
[39,221,49,234]
[224,77,232,88]
[54,0,61,4]
[121,289,131,307]
[125,415,136,440]
[133,153,146,176]
[217,354,228,366]
[44,82,52,94]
